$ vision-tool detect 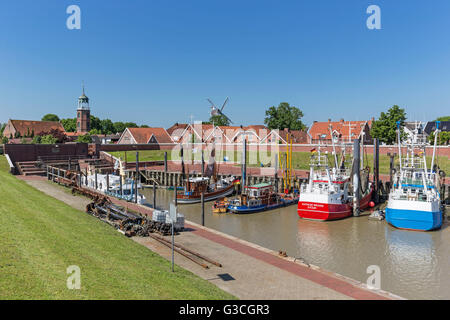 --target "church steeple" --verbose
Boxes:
[76,82,91,133]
